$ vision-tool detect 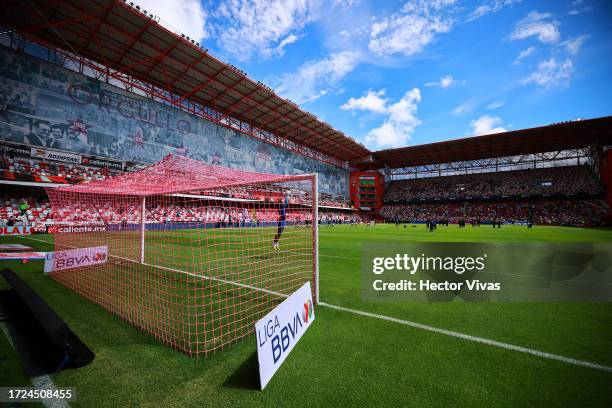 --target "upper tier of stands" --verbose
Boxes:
[0,156,122,184]
[384,165,603,203]
[0,154,351,207]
